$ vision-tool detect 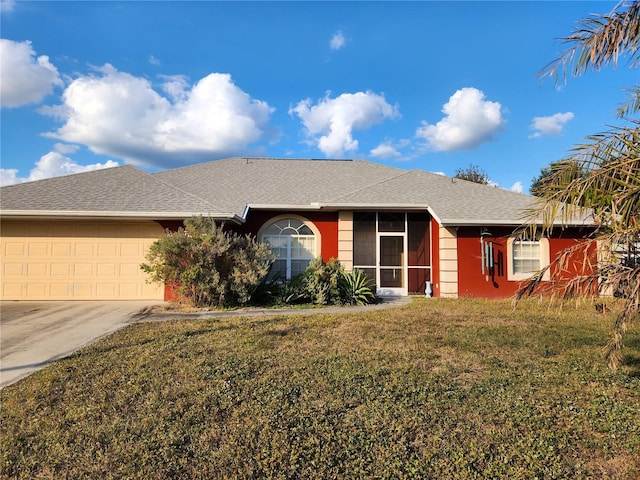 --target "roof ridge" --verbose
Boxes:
[0,164,135,190]
[328,167,410,203]
[143,167,223,212]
